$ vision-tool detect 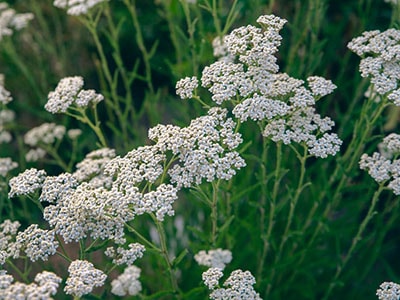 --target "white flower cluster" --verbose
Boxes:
[193,15,341,158]
[348,29,400,103]
[24,122,67,162]
[0,3,34,41]
[360,133,400,194]
[16,224,58,262]
[105,243,146,266]
[111,265,142,296]
[73,147,116,183]
[0,220,21,264]
[0,75,14,144]
[0,271,61,299]
[149,107,245,188]
[376,281,400,300]
[194,248,232,270]
[202,268,262,300]
[39,172,78,203]
[176,76,199,99]
[0,157,17,177]
[8,168,47,197]
[24,122,66,147]
[0,74,11,105]
[64,260,107,297]
[53,0,109,16]
[45,76,104,114]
